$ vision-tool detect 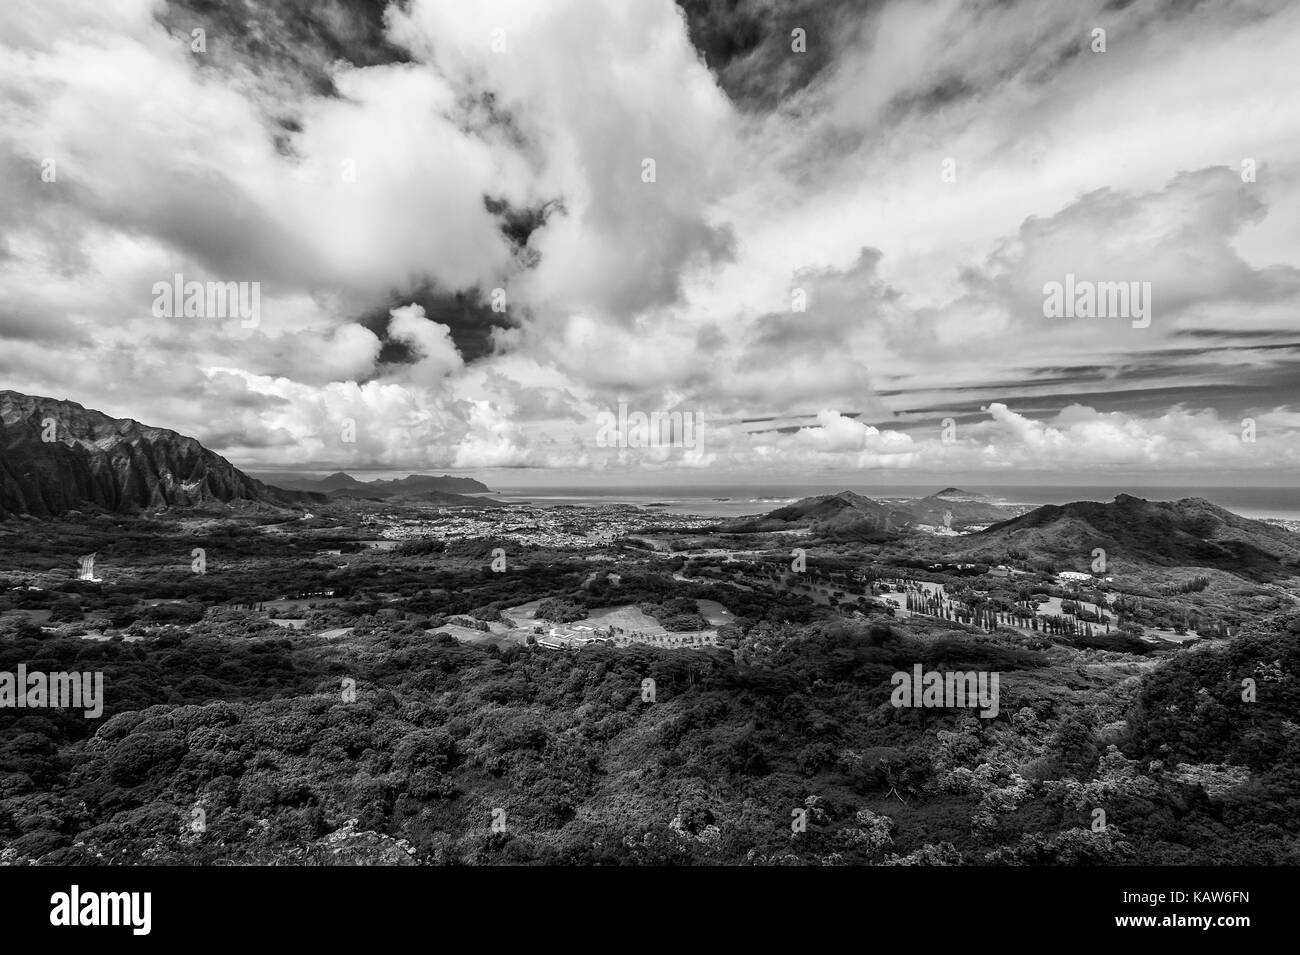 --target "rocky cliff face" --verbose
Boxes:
[0,391,305,517]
